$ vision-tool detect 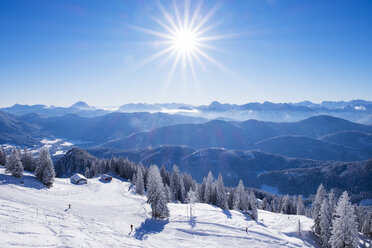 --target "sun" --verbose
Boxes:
[135,0,231,80]
[173,29,197,53]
